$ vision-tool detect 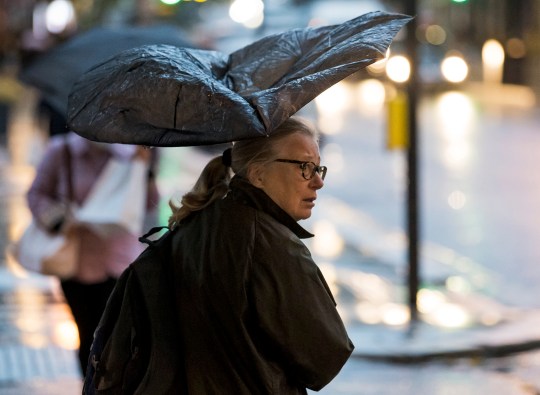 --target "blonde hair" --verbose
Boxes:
[168,117,318,228]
